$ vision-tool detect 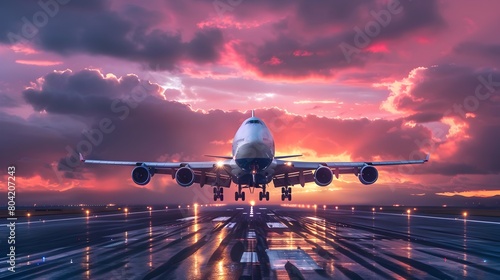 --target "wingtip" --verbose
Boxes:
[425,153,430,162]
[79,153,85,162]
